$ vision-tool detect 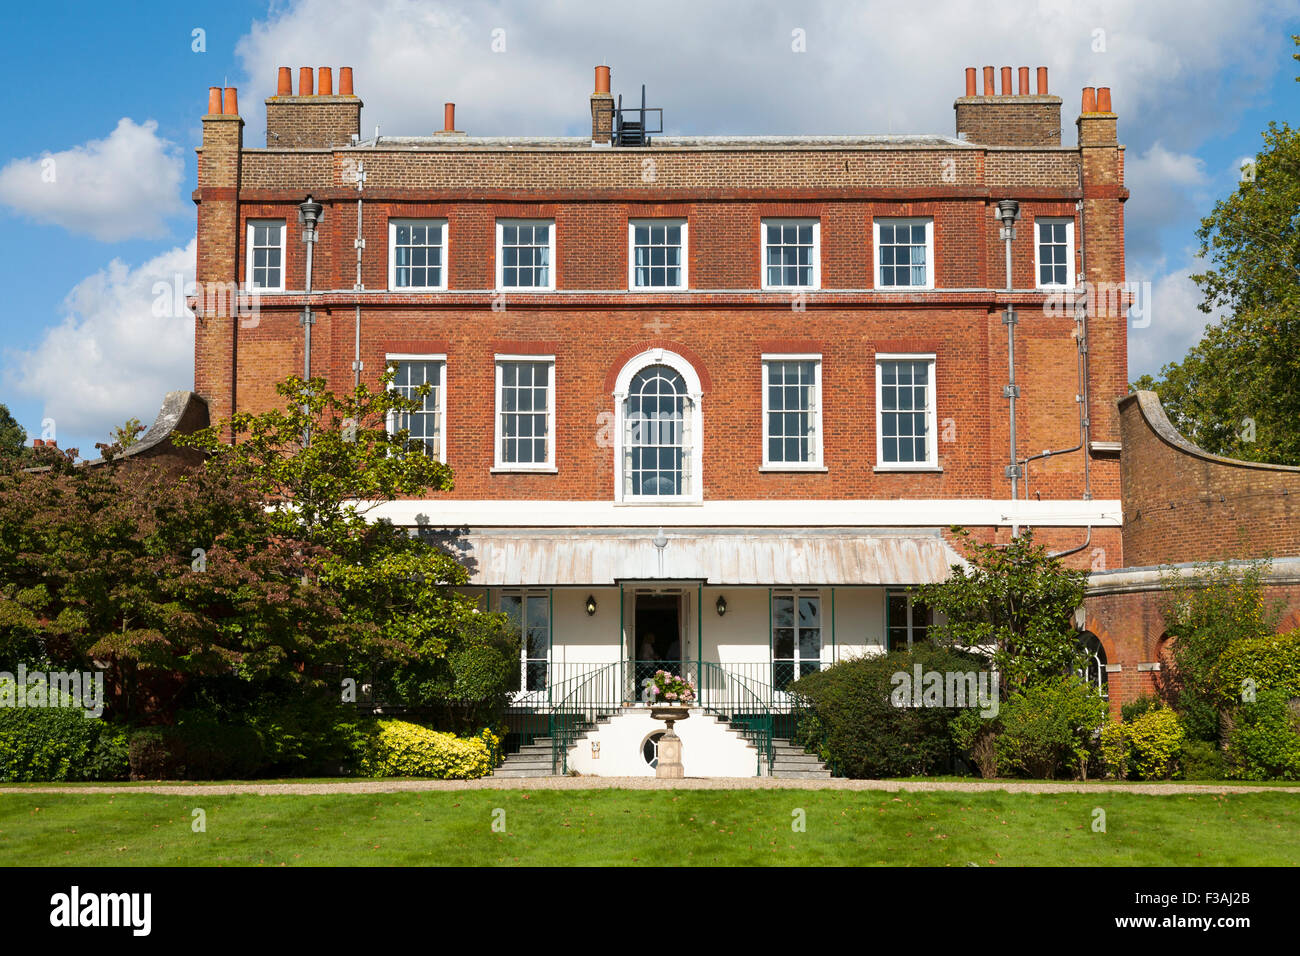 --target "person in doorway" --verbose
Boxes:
[638,633,655,662]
